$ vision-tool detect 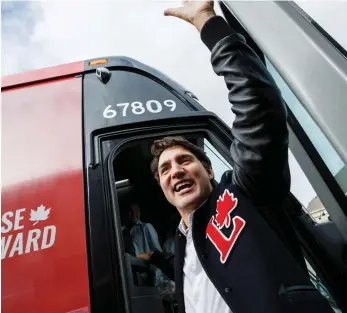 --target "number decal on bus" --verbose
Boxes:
[103,100,177,119]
